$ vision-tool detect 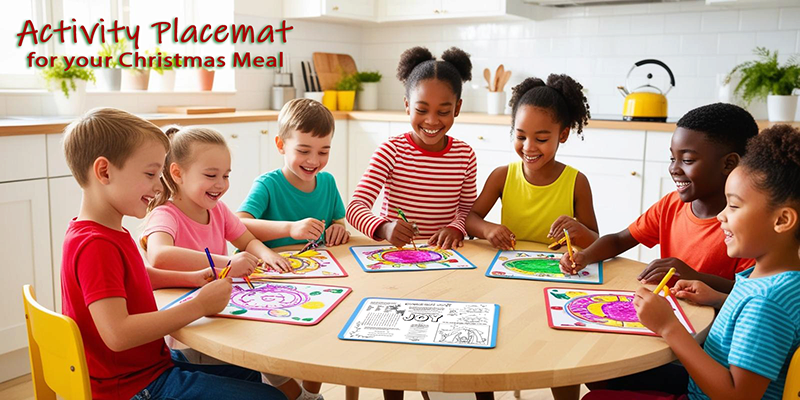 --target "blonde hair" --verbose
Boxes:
[278,98,335,140]
[63,108,169,187]
[150,125,228,211]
